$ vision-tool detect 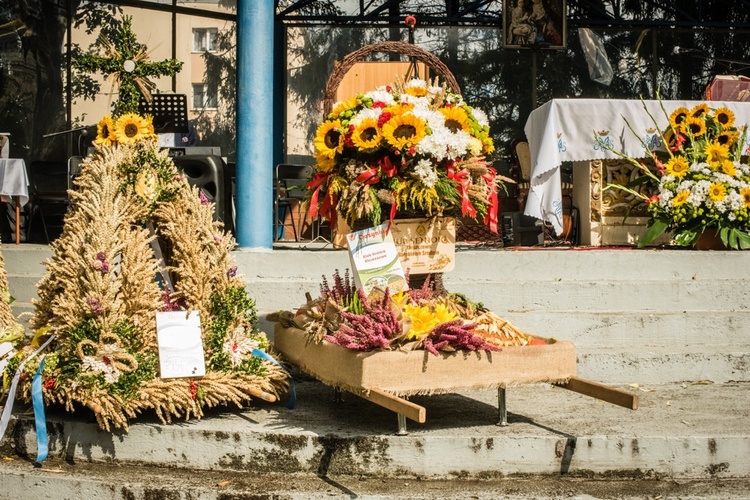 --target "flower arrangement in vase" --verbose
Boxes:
[602,97,750,249]
[307,78,508,232]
